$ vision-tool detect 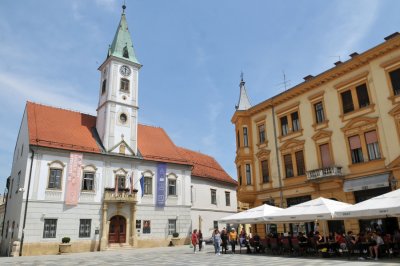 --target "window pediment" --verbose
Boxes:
[142,170,154,177]
[312,130,333,141]
[82,164,97,172]
[256,148,271,159]
[341,116,378,136]
[279,139,305,154]
[47,160,65,168]
[113,168,128,175]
